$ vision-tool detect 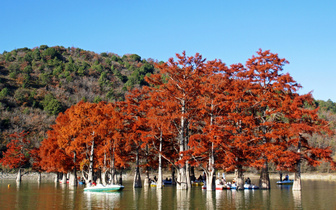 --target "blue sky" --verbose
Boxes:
[1,1,335,101]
